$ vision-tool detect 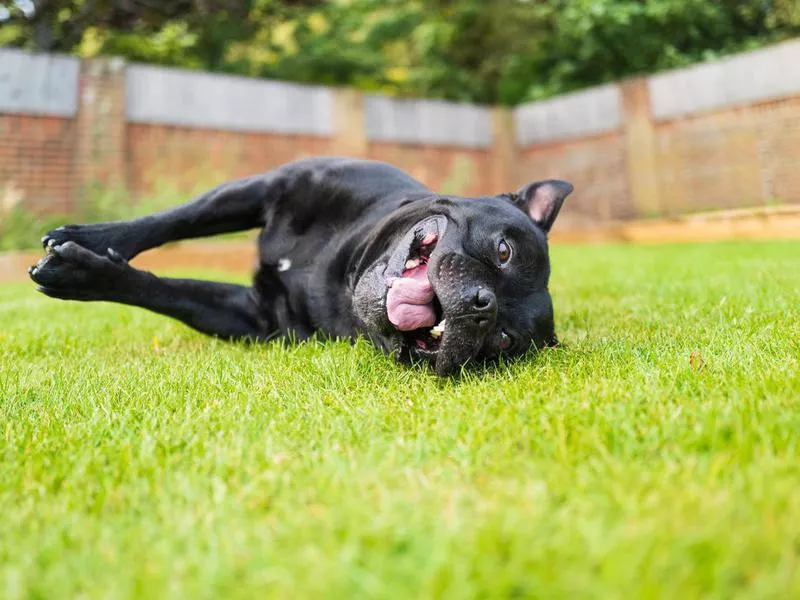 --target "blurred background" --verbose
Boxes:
[0,0,799,257]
